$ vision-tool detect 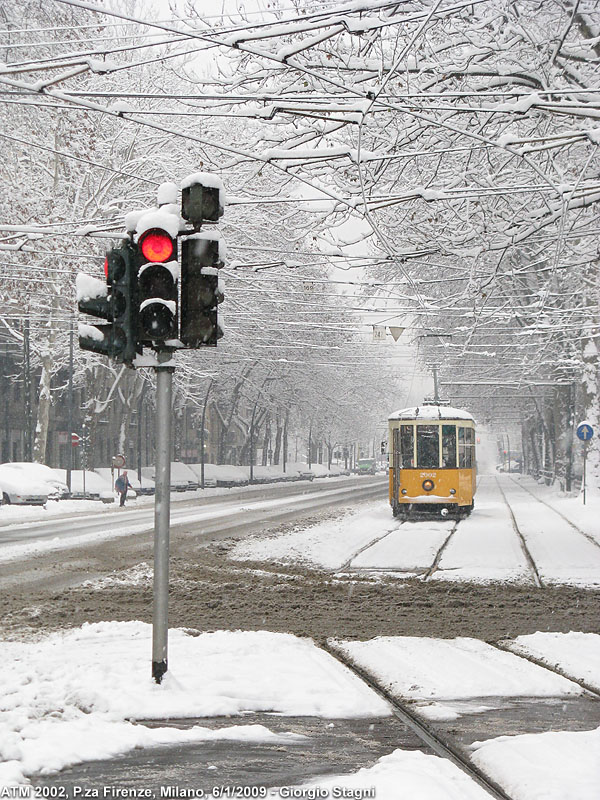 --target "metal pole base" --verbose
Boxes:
[152,659,168,684]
